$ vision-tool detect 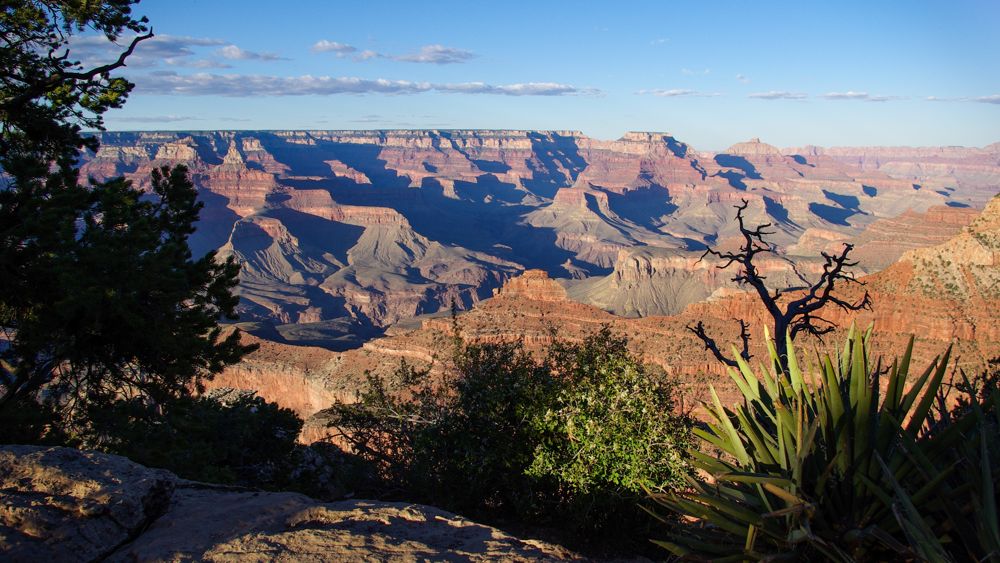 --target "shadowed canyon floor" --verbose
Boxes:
[82,130,999,347]
[202,195,1000,440]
